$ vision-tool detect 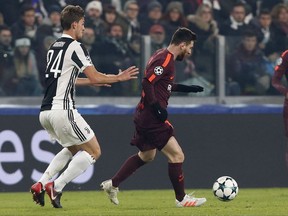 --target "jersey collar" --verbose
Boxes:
[61,33,73,39]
